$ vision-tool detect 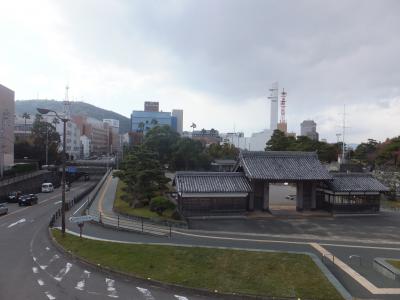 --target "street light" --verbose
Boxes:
[37,108,69,235]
